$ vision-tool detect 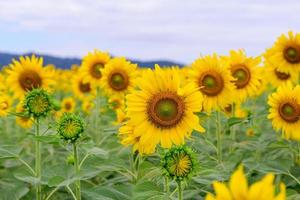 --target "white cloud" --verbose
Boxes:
[0,0,299,62]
